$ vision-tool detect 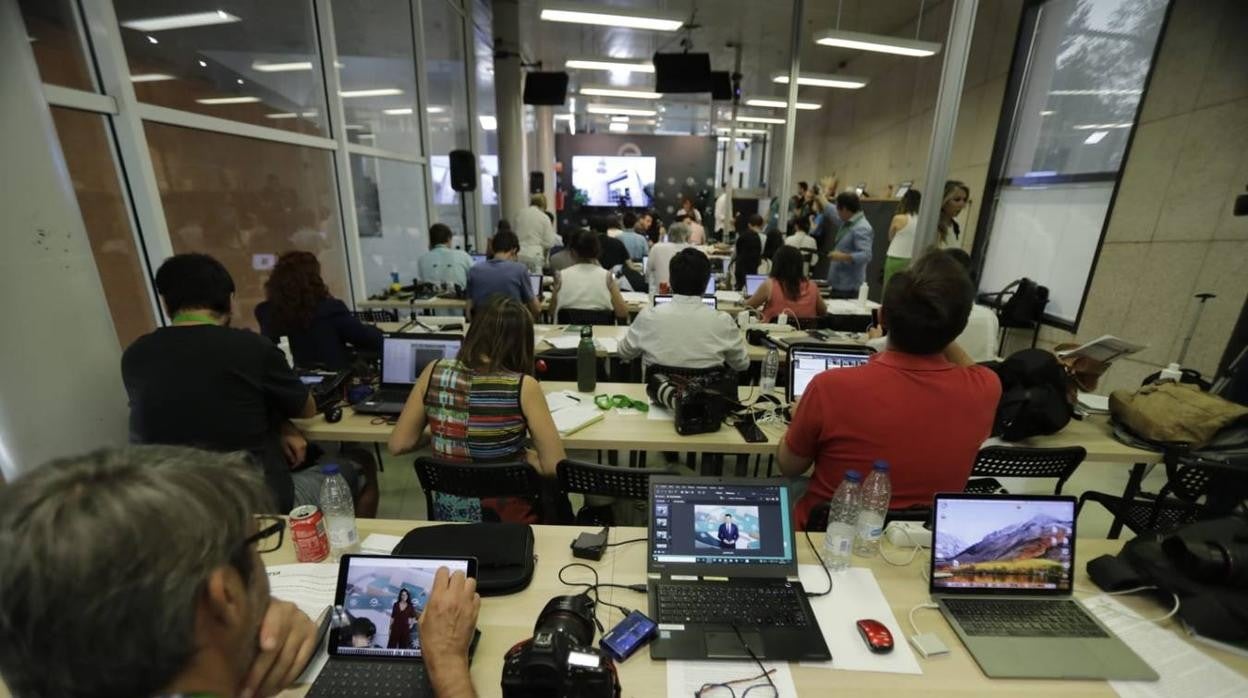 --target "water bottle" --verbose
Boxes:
[760,346,780,395]
[318,464,358,558]
[576,326,597,392]
[857,281,870,304]
[823,470,862,571]
[854,460,893,557]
